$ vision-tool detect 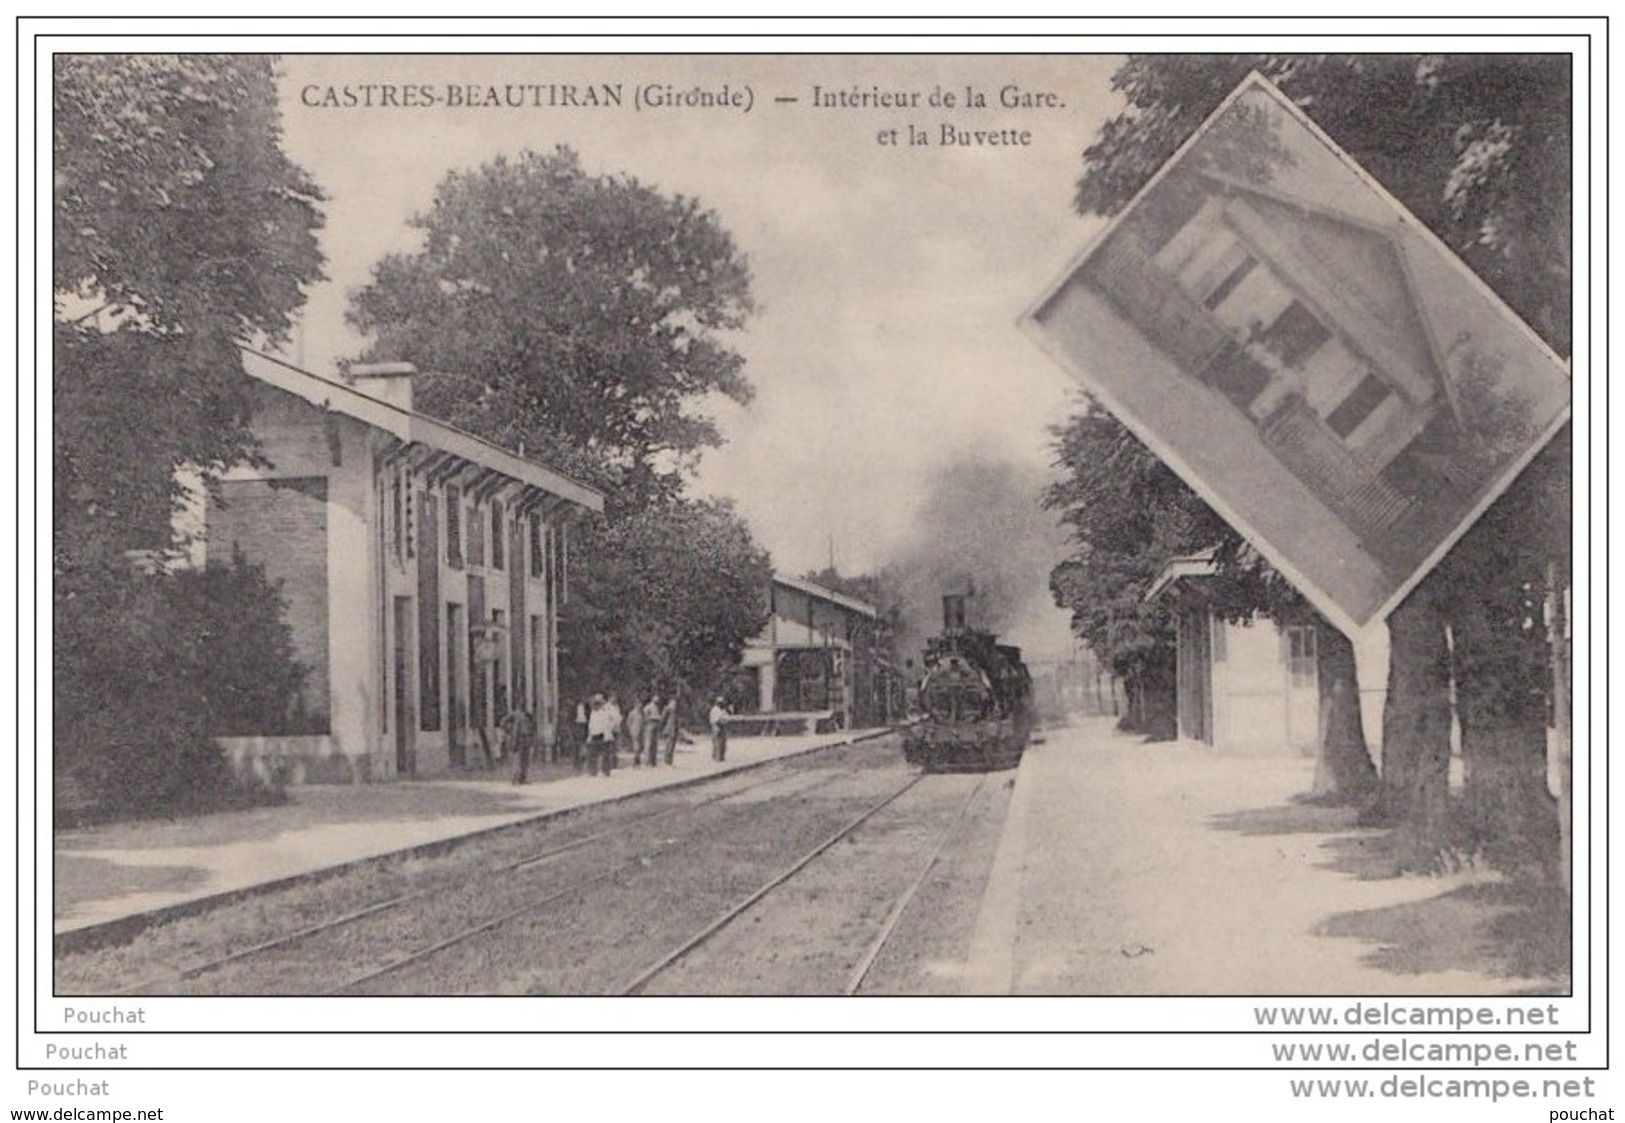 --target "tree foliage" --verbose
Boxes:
[1045,399,1306,736]
[54,55,326,565]
[53,55,325,817]
[55,559,303,823]
[1079,54,1569,349]
[348,147,770,716]
[557,499,772,717]
[348,145,756,510]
